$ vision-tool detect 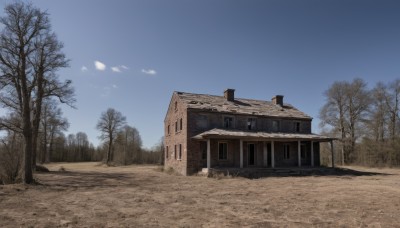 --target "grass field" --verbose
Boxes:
[0,162,399,227]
